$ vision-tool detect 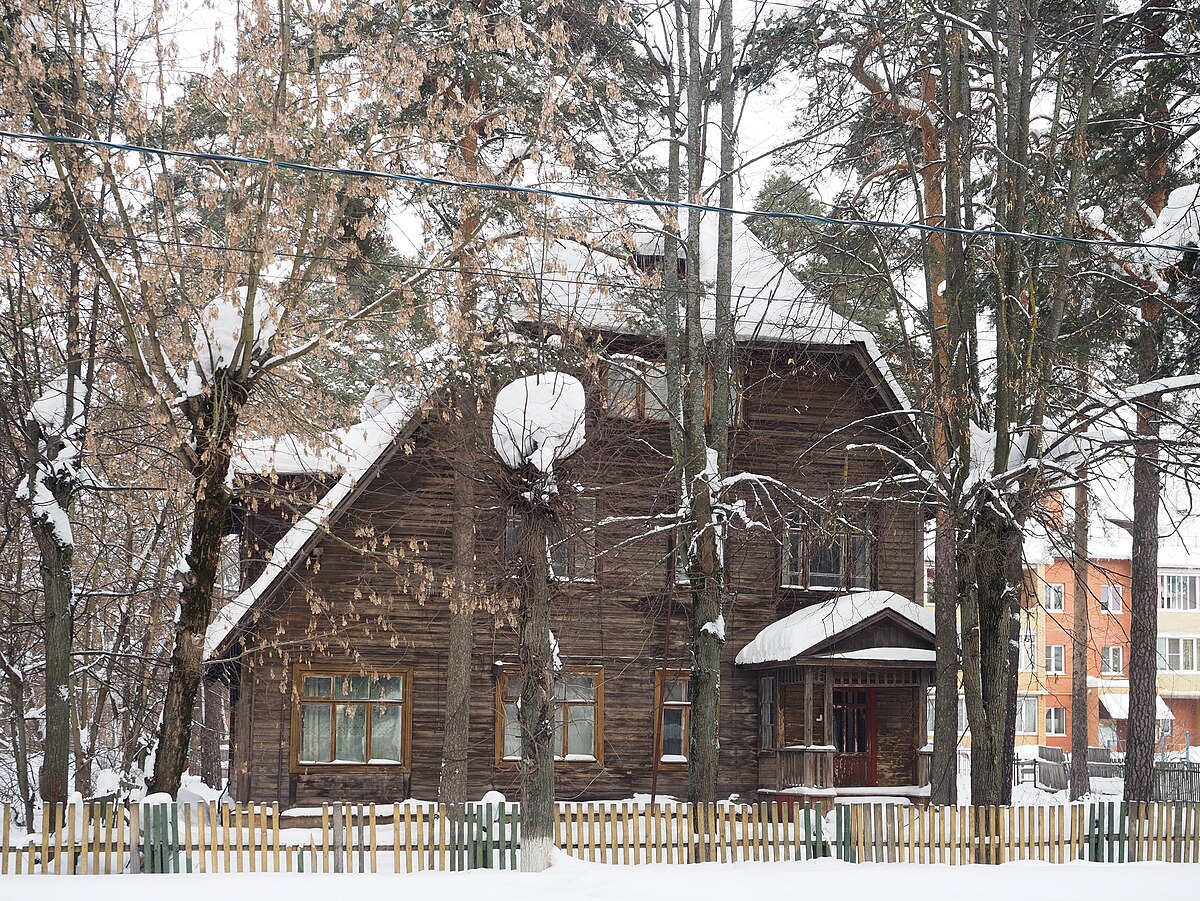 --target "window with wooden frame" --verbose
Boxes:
[503,497,596,582]
[496,667,603,763]
[782,509,873,590]
[604,361,741,425]
[293,669,412,769]
[654,670,691,764]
